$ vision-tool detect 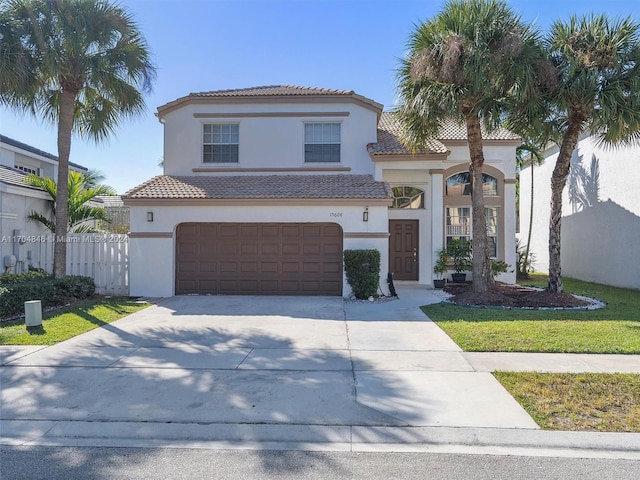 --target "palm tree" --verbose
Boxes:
[25,170,117,233]
[0,0,155,277]
[396,0,544,292]
[515,141,545,279]
[543,15,640,292]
